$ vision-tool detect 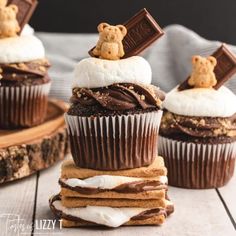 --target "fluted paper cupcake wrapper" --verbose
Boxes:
[0,83,51,129]
[65,111,163,170]
[158,136,236,189]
